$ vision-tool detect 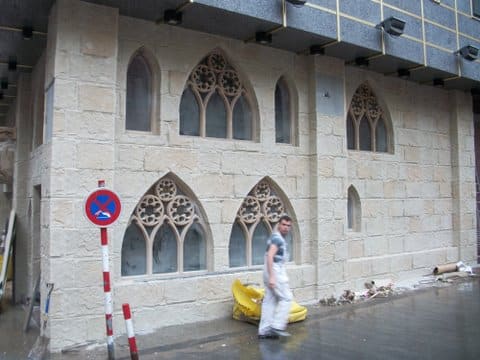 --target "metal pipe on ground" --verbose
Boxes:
[433,263,458,275]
